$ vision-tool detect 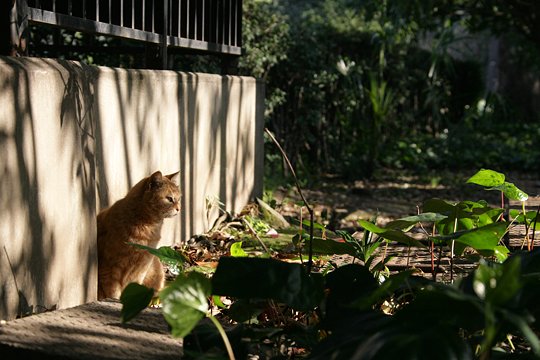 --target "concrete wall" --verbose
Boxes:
[0,57,264,320]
